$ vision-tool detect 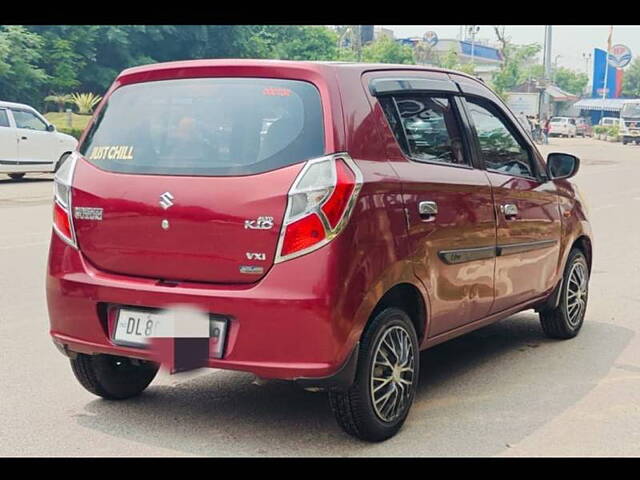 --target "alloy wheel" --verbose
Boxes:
[566,261,588,327]
[370,325,415,422]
